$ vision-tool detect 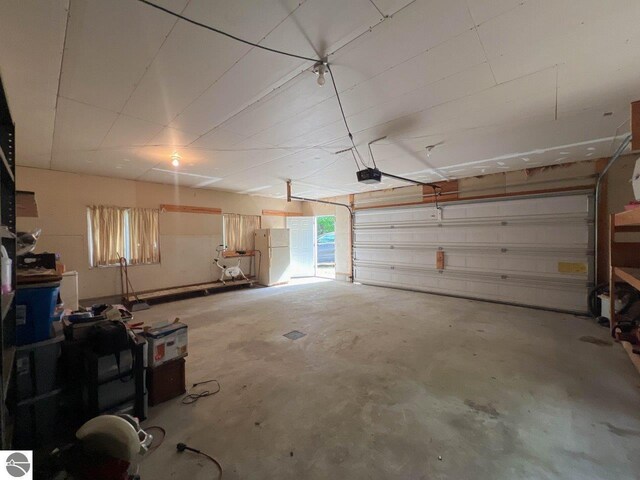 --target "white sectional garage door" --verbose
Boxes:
[353,193,594,313]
